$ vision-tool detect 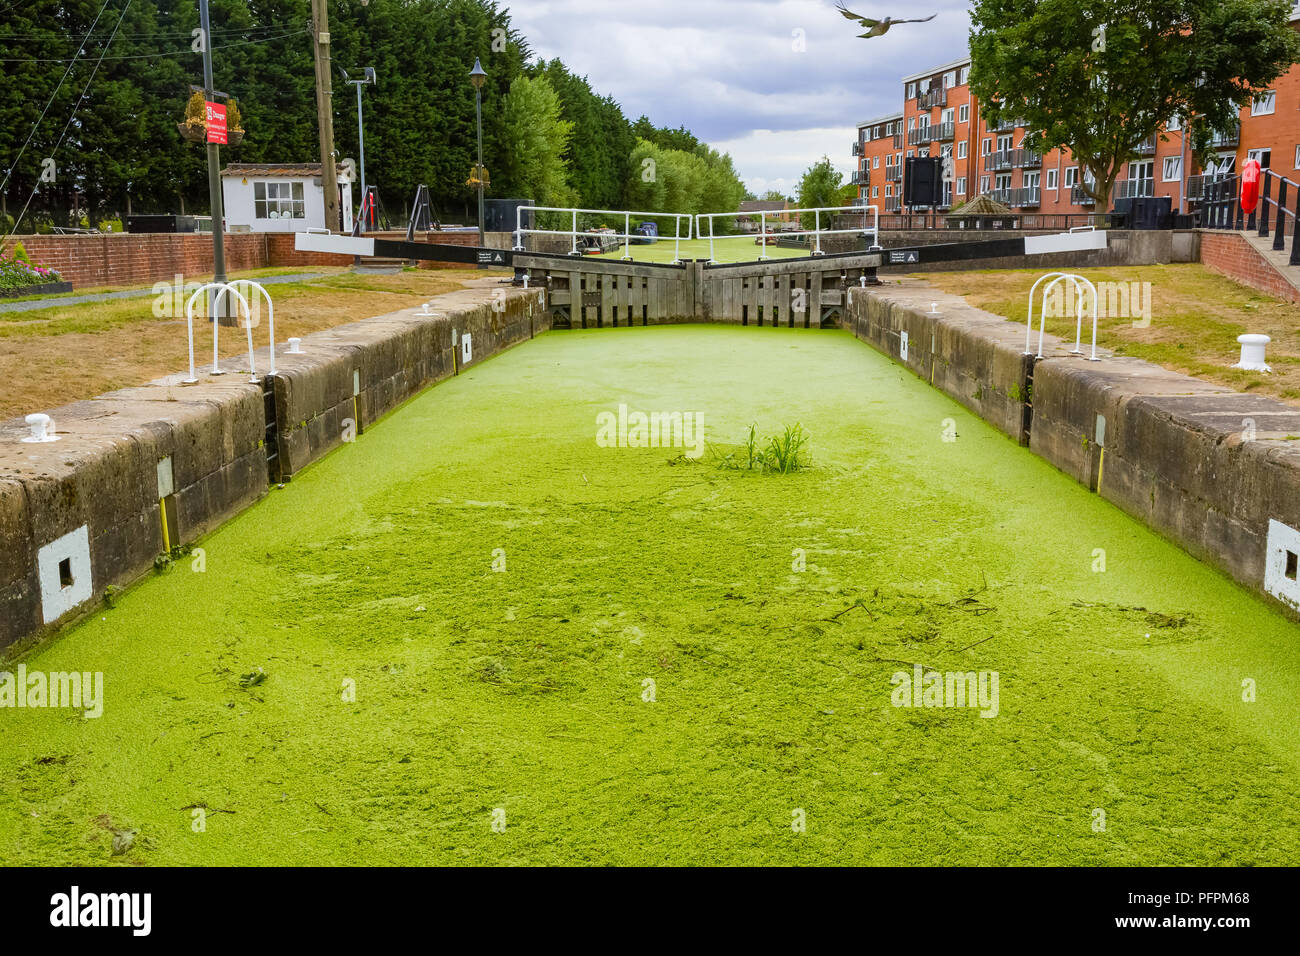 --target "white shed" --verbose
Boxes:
[220,163,354,233]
